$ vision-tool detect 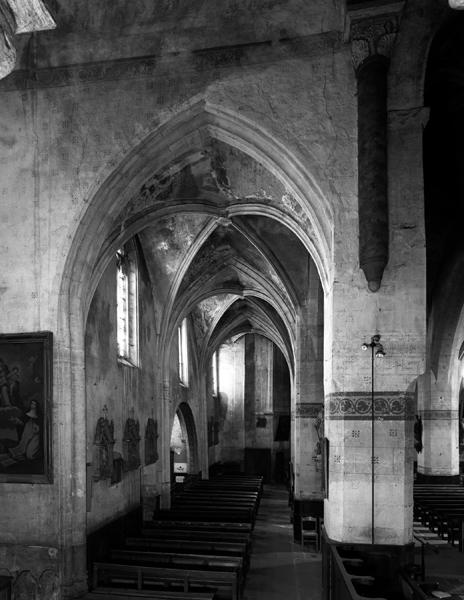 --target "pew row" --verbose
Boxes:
[93,562,240,600]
